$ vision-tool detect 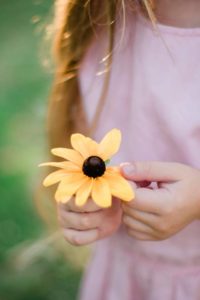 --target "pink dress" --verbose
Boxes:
[78,10,200,300]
